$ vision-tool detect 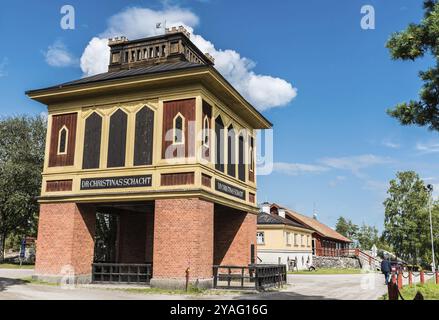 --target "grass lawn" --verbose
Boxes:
[289,268,366,275]
[394,281,439,300]
[0,263,34,269]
